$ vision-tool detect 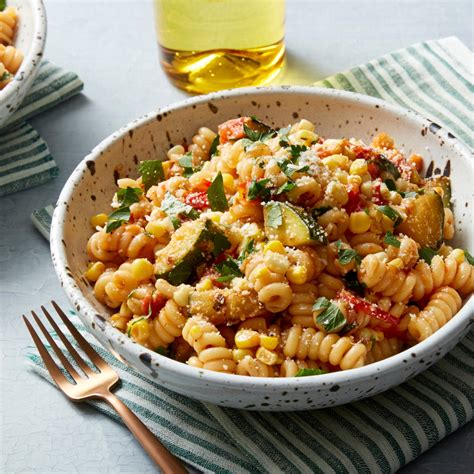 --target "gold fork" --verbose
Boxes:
[23,301,187,474]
